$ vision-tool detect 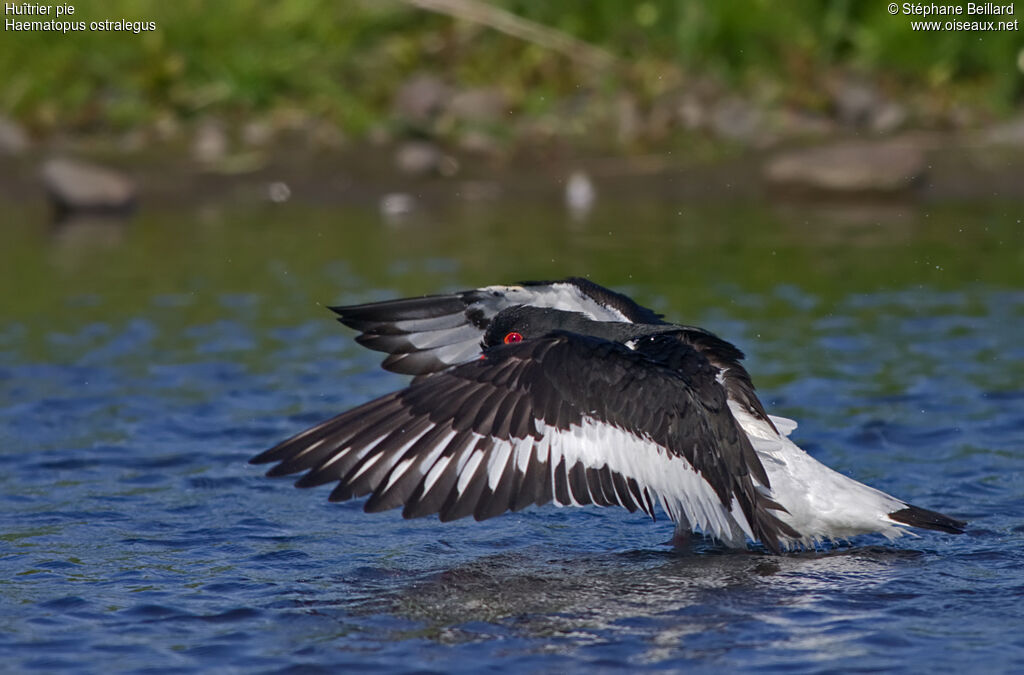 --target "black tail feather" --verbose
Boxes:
[888,504,966,534]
